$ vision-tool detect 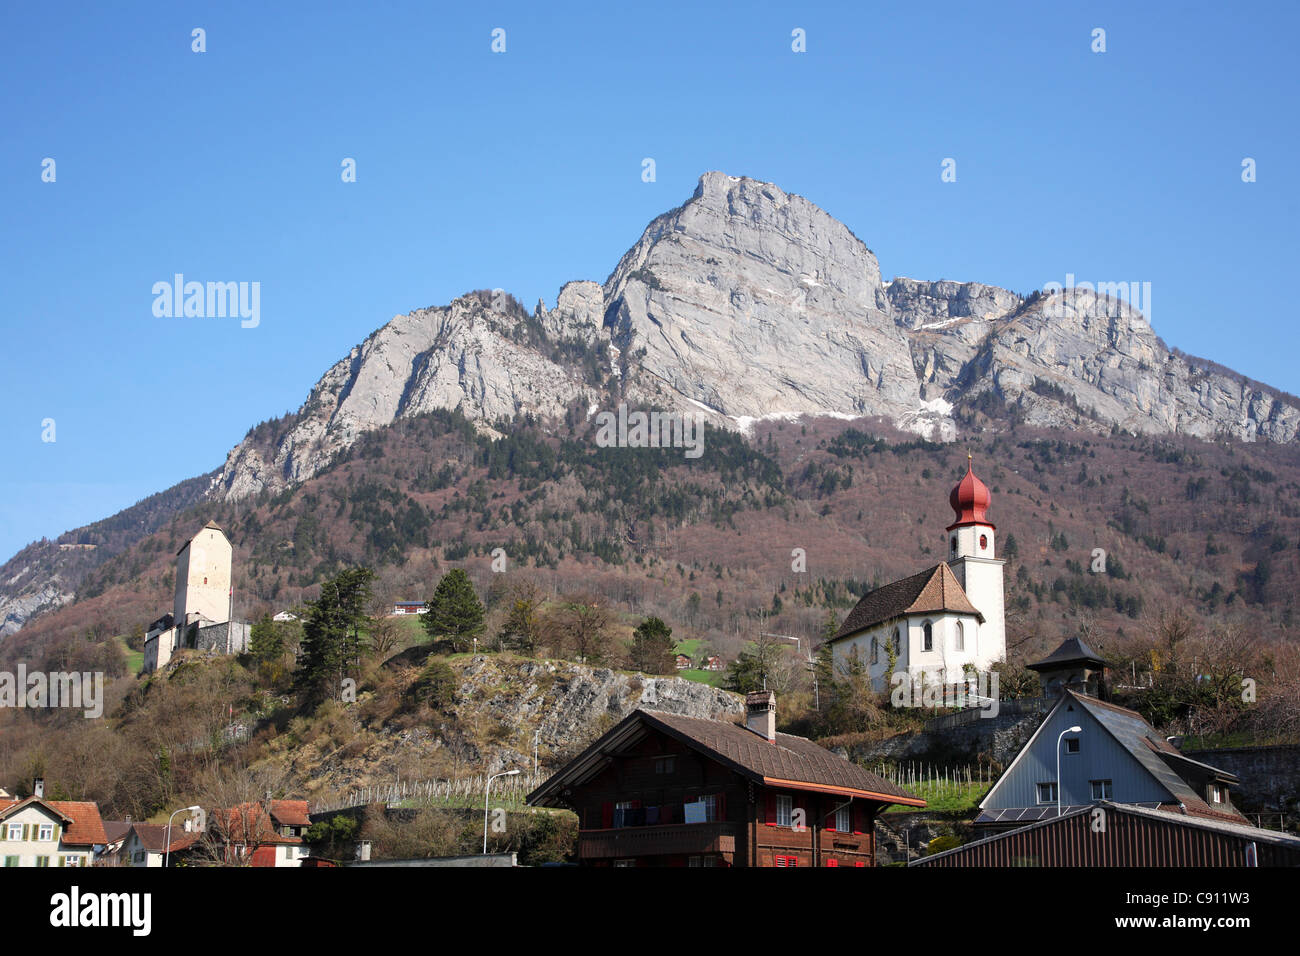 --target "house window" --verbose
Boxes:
[654,756,675,774]
[776,795,793,827]
[1065,738,1080,754]
[835,805,851,833]
[1090,780,1113,800]
[1036,782,1059,804]
[774,855,798,867]
[688,855,719,867]
[923,621,933,652]
[64,856,80,867]
[869,638,878,665]
[614,801,636,827]
[613,859,636,868]
[38,824,53,841]
[955,621,964,651]
[699,794,718,823]
[5,823,21,841]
